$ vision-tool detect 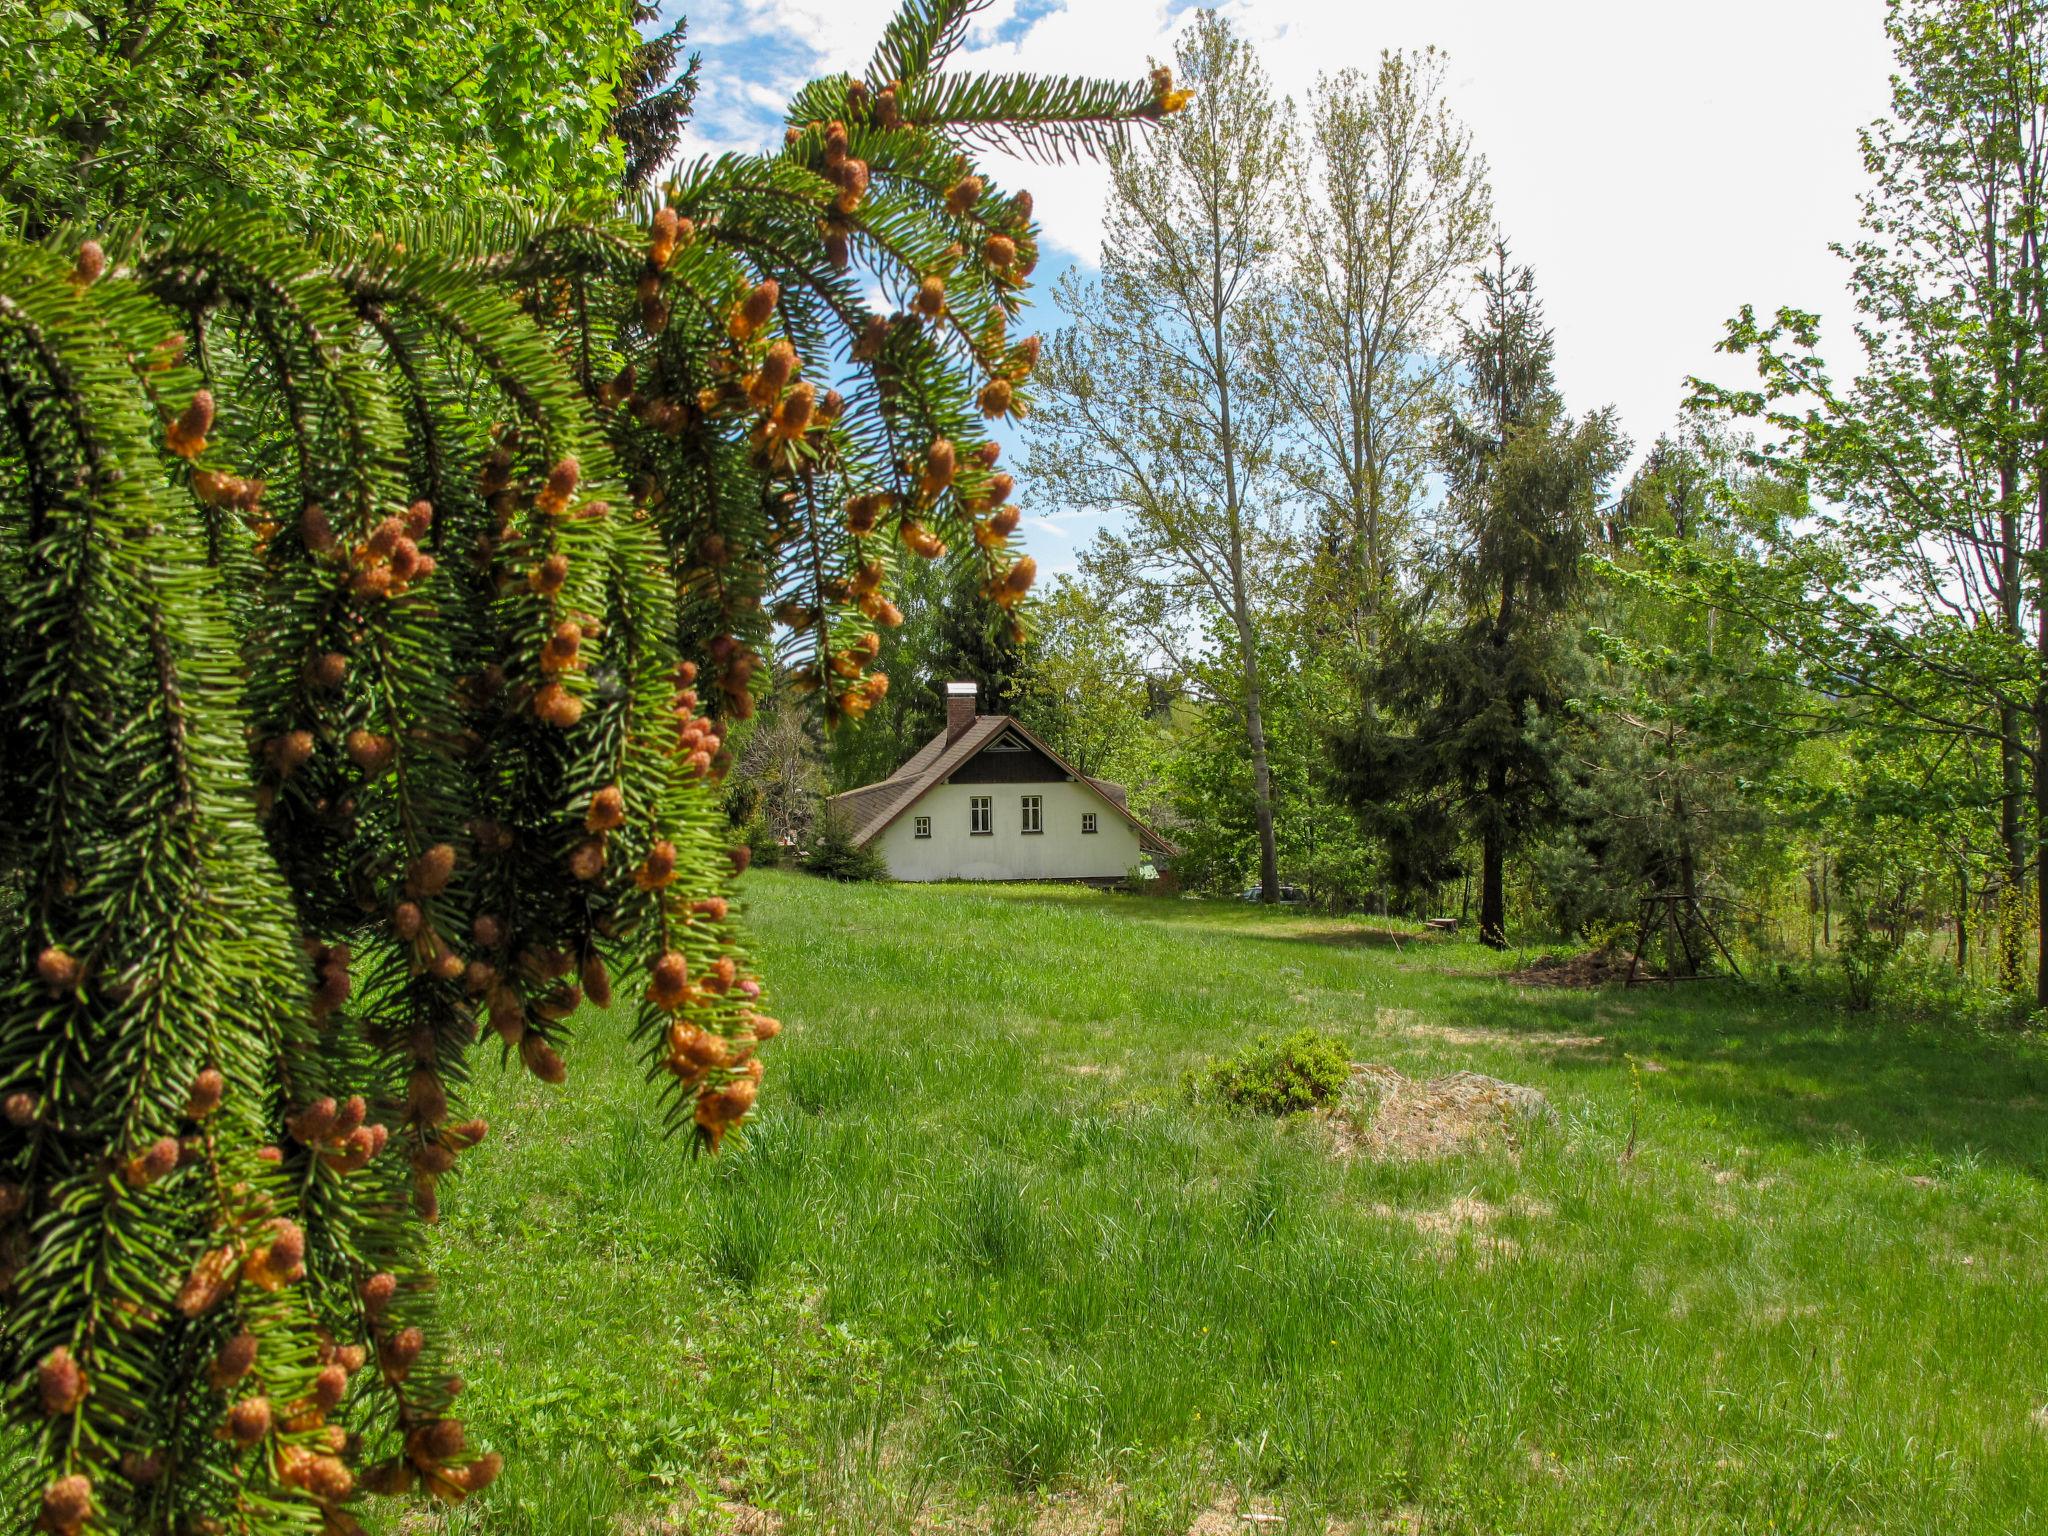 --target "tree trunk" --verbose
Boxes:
[1478,767,1507,947]
[2036,623,2048,1010]
[1957,863,1970,976]
[1673,786,1699,976]
[1208,162,1279,905]
[2033,460,2048,1007]
[1242,635,1280,903]
[2002,700,2028,993]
